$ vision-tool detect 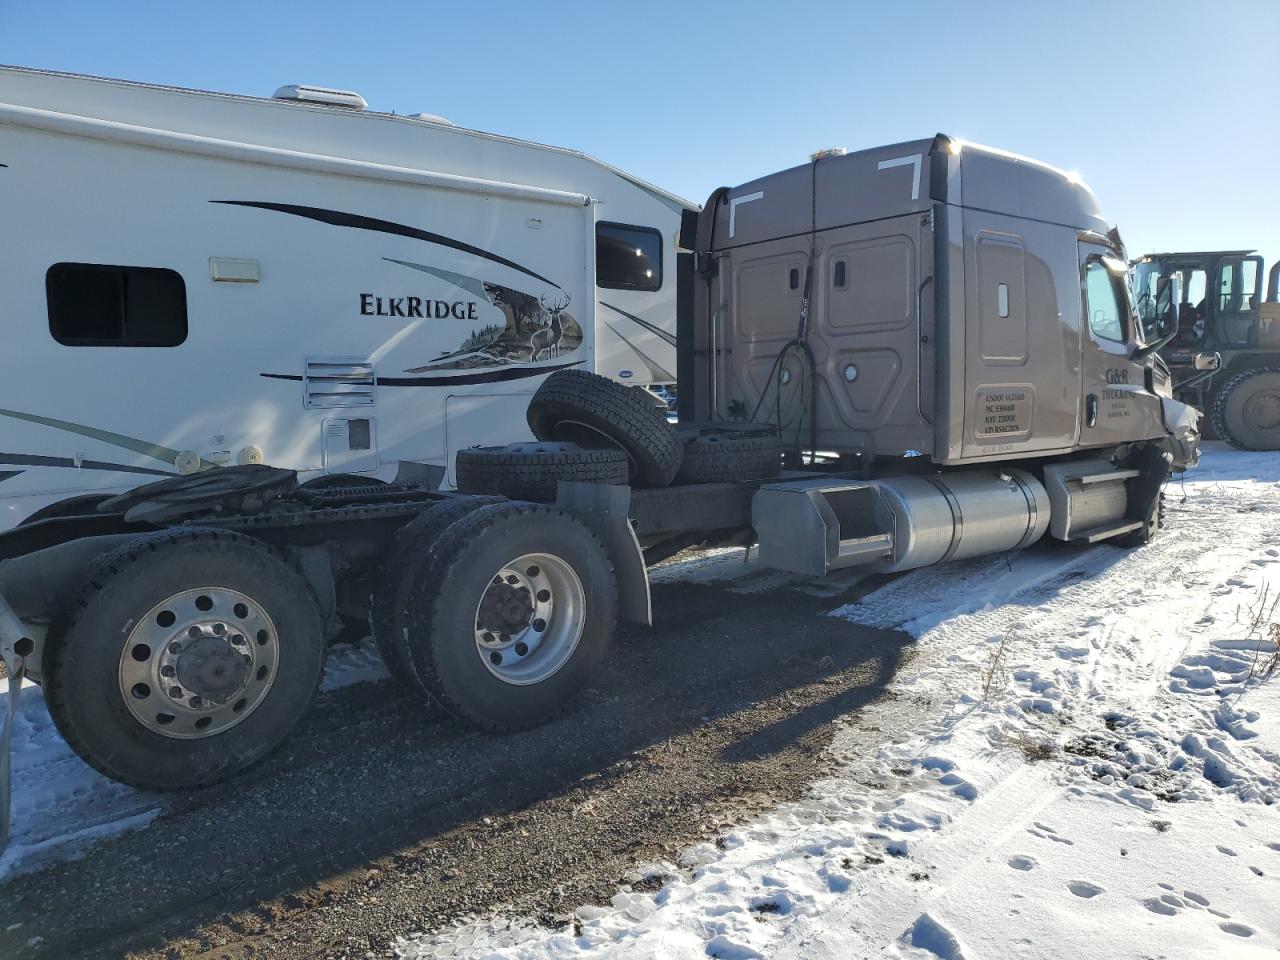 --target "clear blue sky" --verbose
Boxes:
[3,0,1276,263]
